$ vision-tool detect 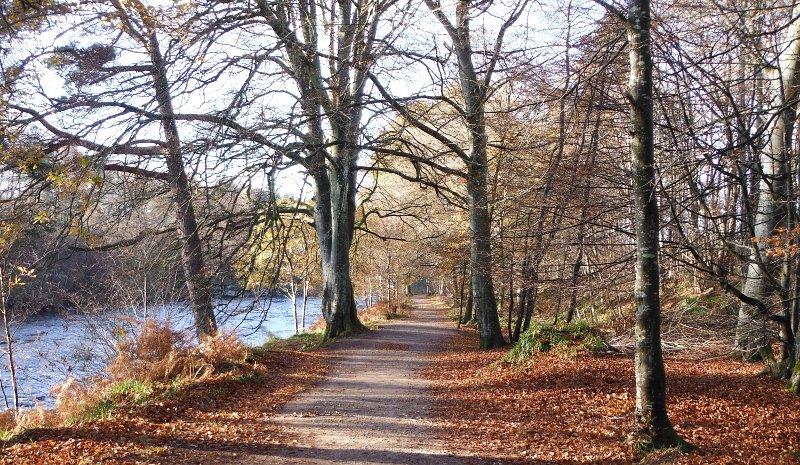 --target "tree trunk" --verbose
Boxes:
[1,272,19,411]
[458,262,467,327]
[566,240,584,324]
[735,6,800,362]
[254,0,381,341]
[313,159,365,340]
[290,281,299,335]
[302,280,309,330]
[462,283,474,325]
[468,165,505,347]
[425,0,506,348]
[522,280,538,334]
[147,32,216,338]
[627,0,686,448]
